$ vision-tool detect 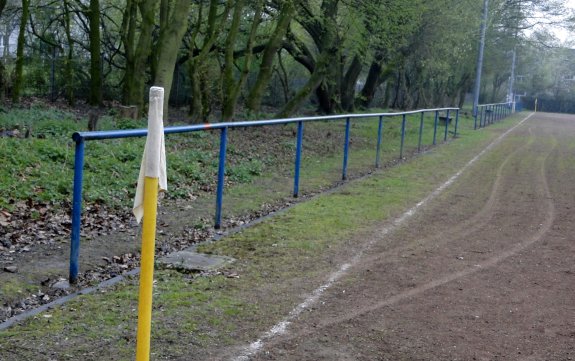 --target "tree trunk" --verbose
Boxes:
[63,0,75,105]
[153,0,190,119]
[187,0,232,123]
[246,1,295,113]
[357,52,385,109]
[121,0,156,115]
[340,55,362,112]
[88,0,102,105]
[188,61,204,123]
[277,48,332,118]
[12,0,29,104]
[222,0,263,121]
[0,0,5,102]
